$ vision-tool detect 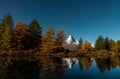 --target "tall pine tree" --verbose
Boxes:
[0,21,2,50]
[28,19,42,50]
[78,37,83,51]
[95,35,104,50]
[104,37,110,51]
[1,12,13,51]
